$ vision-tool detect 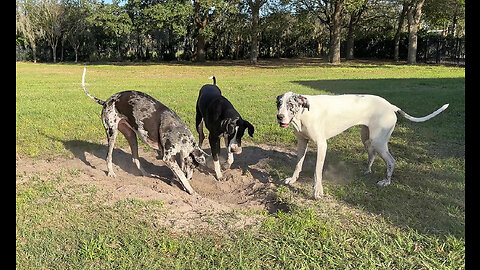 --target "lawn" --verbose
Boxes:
[16,59,465,269]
